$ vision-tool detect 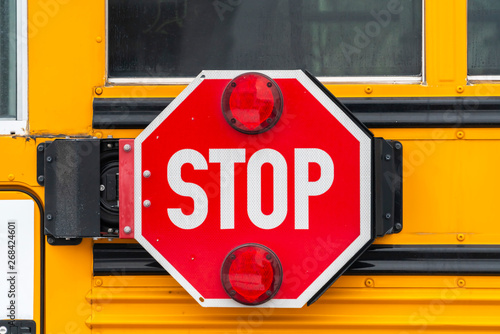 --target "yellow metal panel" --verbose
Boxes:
[86,275,500,333]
